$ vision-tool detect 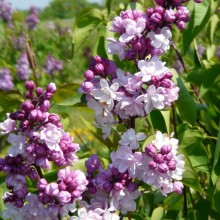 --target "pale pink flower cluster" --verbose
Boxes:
[81,57,179,138]
[111,129,185,196]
